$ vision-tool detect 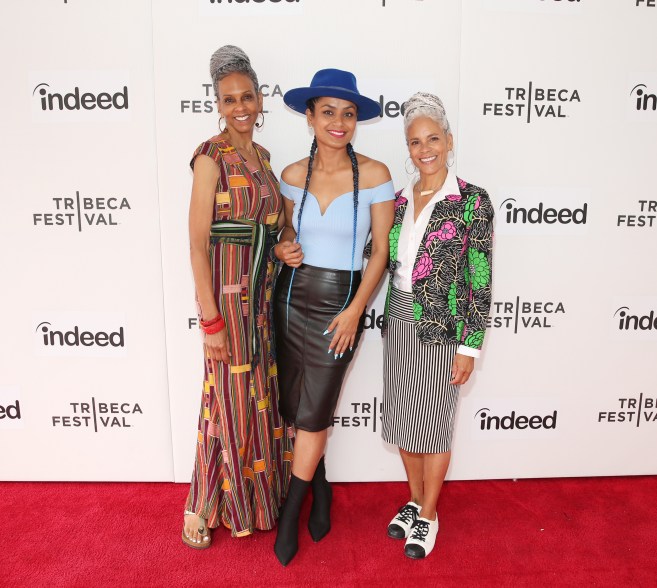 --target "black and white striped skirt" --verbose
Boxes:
[381,287,459,454]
